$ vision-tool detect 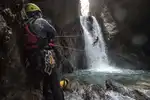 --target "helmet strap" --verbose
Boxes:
[27,11,42,19]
